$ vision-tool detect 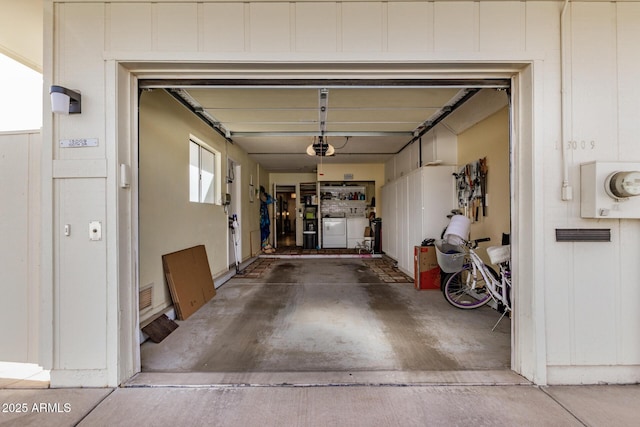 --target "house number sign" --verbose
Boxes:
[60,138,99,148]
